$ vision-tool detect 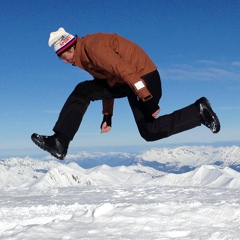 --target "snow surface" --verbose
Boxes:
[1,146,240,239]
